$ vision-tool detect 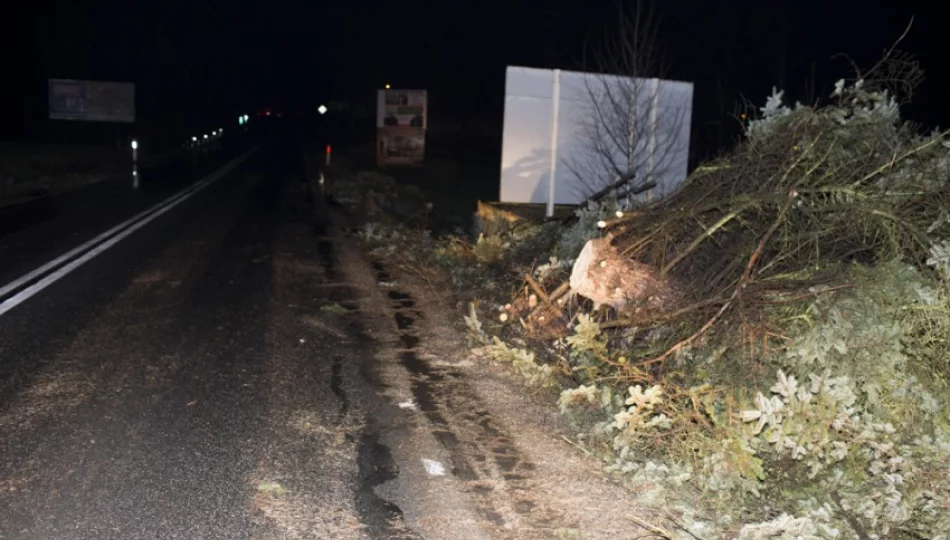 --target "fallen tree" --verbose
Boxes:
[463,66,950,536]
[576,76,950,366]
